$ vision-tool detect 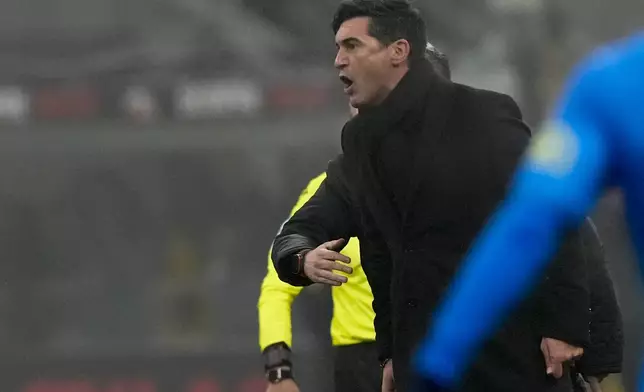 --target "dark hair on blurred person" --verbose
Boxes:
[332,0,428,62]
[425,42,451,80]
